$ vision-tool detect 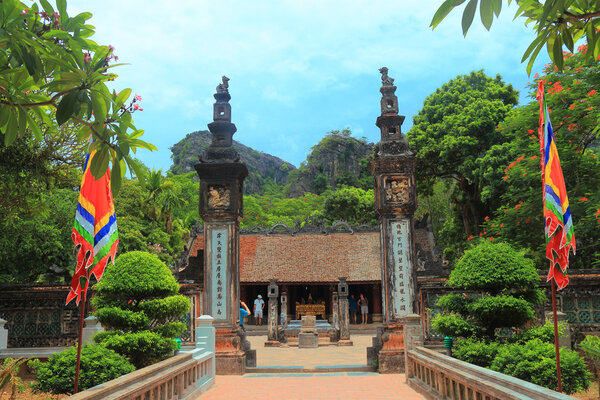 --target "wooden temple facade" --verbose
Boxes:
[177,218,446,324]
